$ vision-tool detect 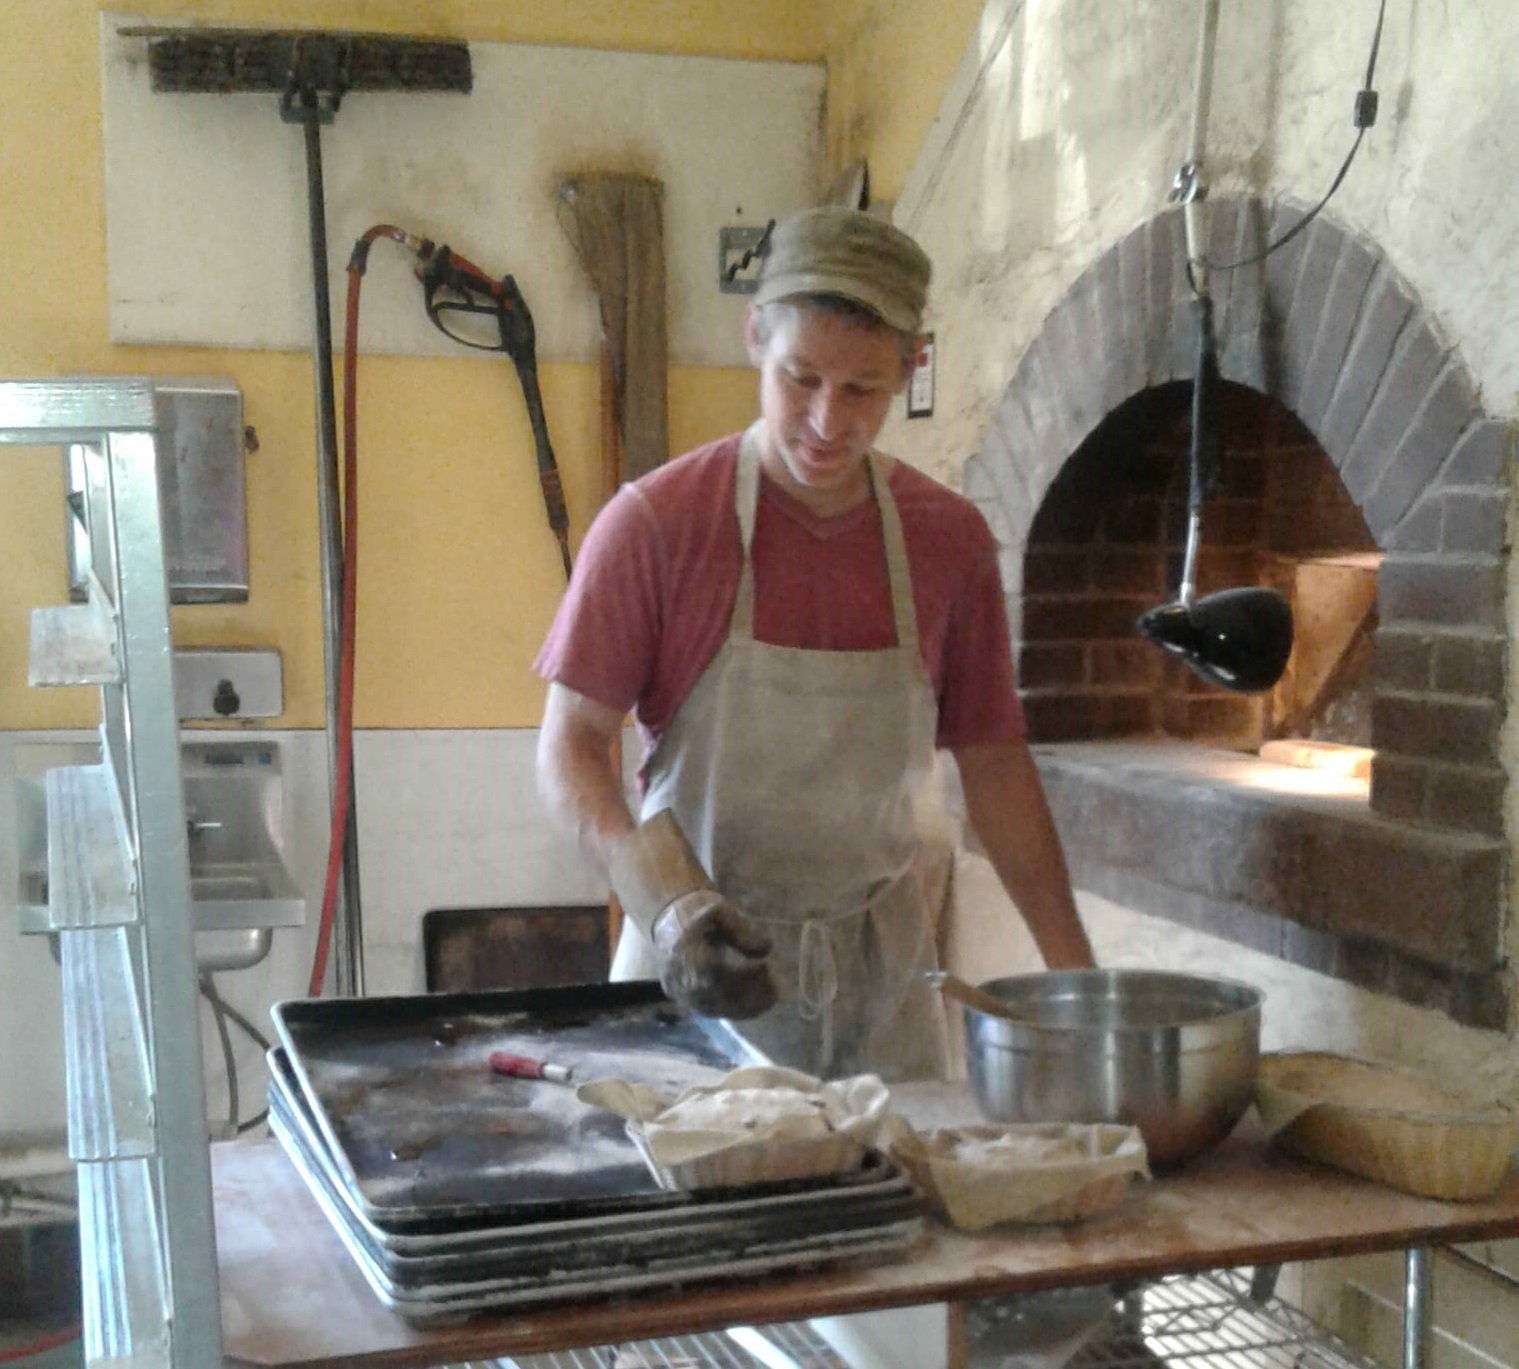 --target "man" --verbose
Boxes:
[535,206,1093,1082]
